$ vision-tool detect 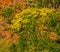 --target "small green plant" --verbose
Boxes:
[1,6,14,24]
[2,6,14,18]
[38,0,44,7]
